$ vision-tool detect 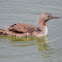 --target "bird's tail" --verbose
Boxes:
[0,29,5,35]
